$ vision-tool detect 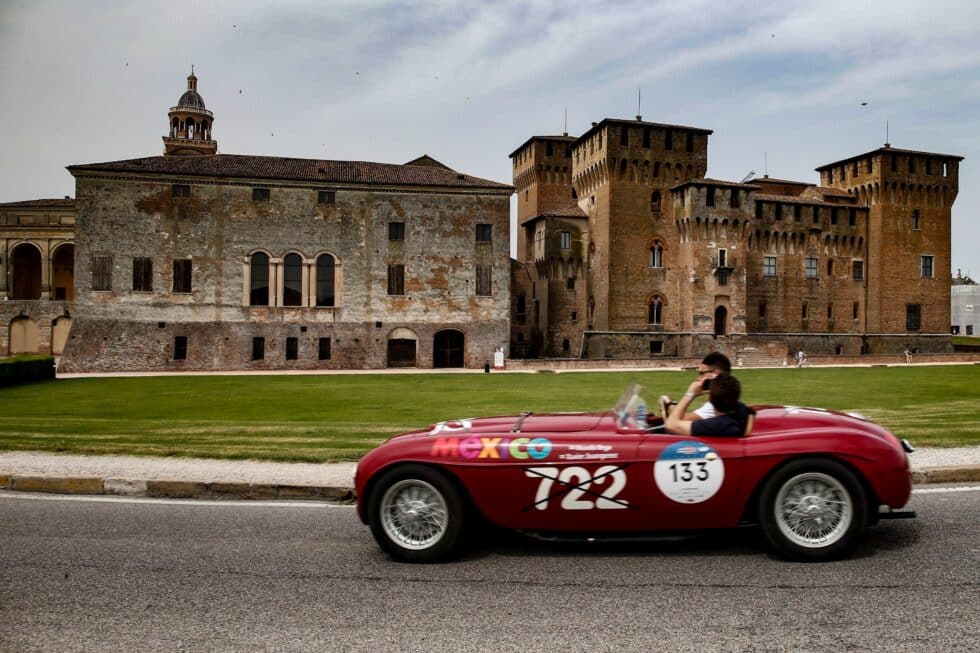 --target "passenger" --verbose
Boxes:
[666,373,755,437]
